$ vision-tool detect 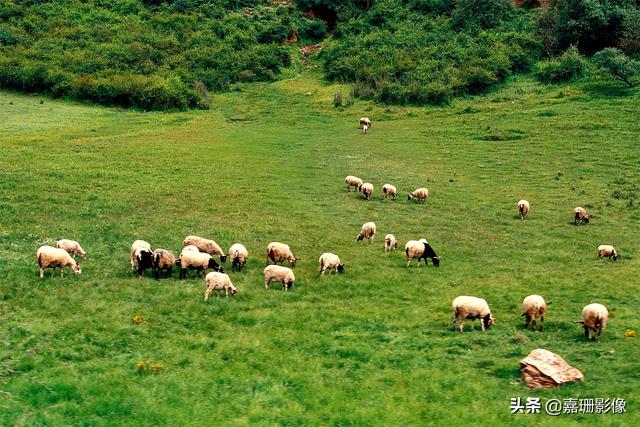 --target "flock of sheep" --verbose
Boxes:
[33,117,620,340]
